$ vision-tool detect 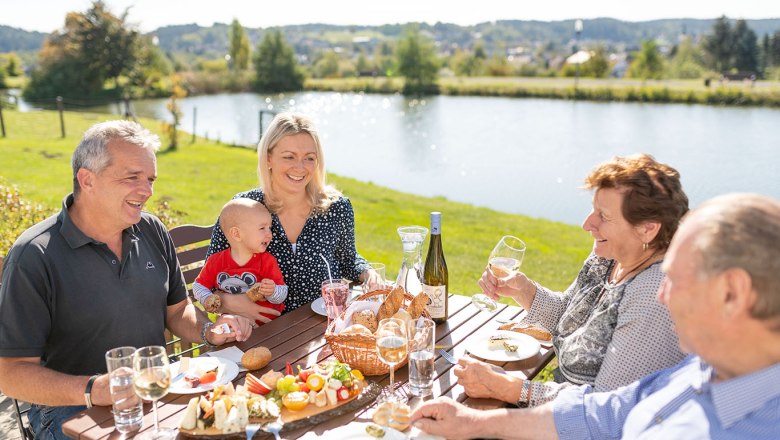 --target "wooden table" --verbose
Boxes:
[62,294,554,439]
